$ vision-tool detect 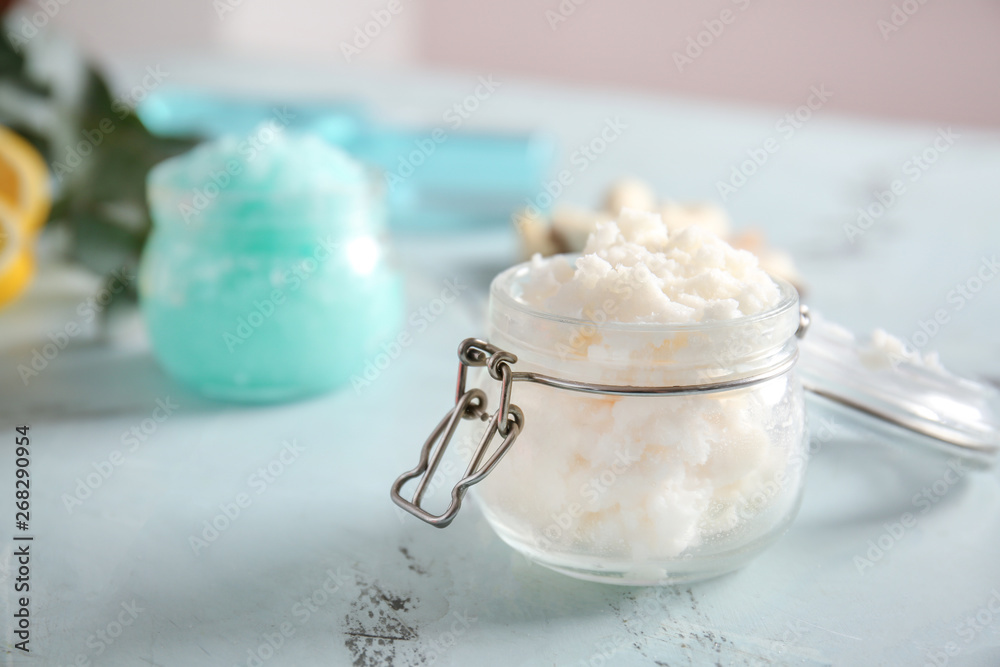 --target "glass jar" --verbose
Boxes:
[393,261,806,585]
[140,158,402,403]
[393,261,999,586]
[476,264,806,584]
